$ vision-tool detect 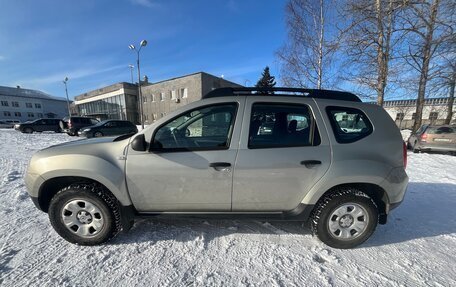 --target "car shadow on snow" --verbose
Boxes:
[110,182,456,248]
[364,182,456,247]
[111,218,313,246]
